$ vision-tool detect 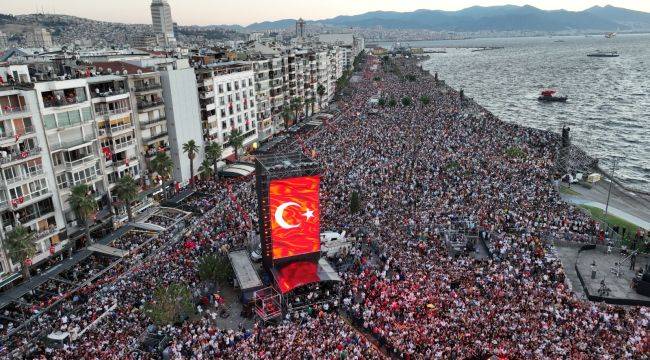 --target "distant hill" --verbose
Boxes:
[241,5,650,32]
